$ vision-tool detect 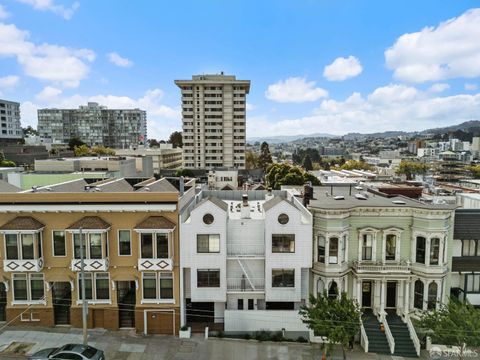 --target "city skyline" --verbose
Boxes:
[0,1,479,140]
